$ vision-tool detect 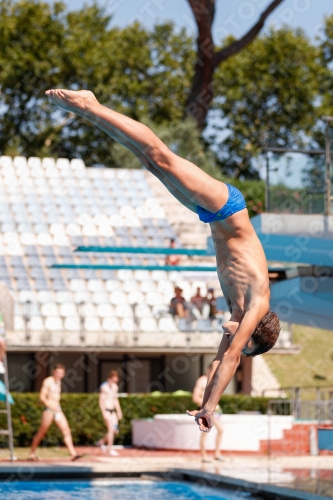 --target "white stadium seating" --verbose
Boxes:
[64,316,80,331]
[0,156,219,336]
